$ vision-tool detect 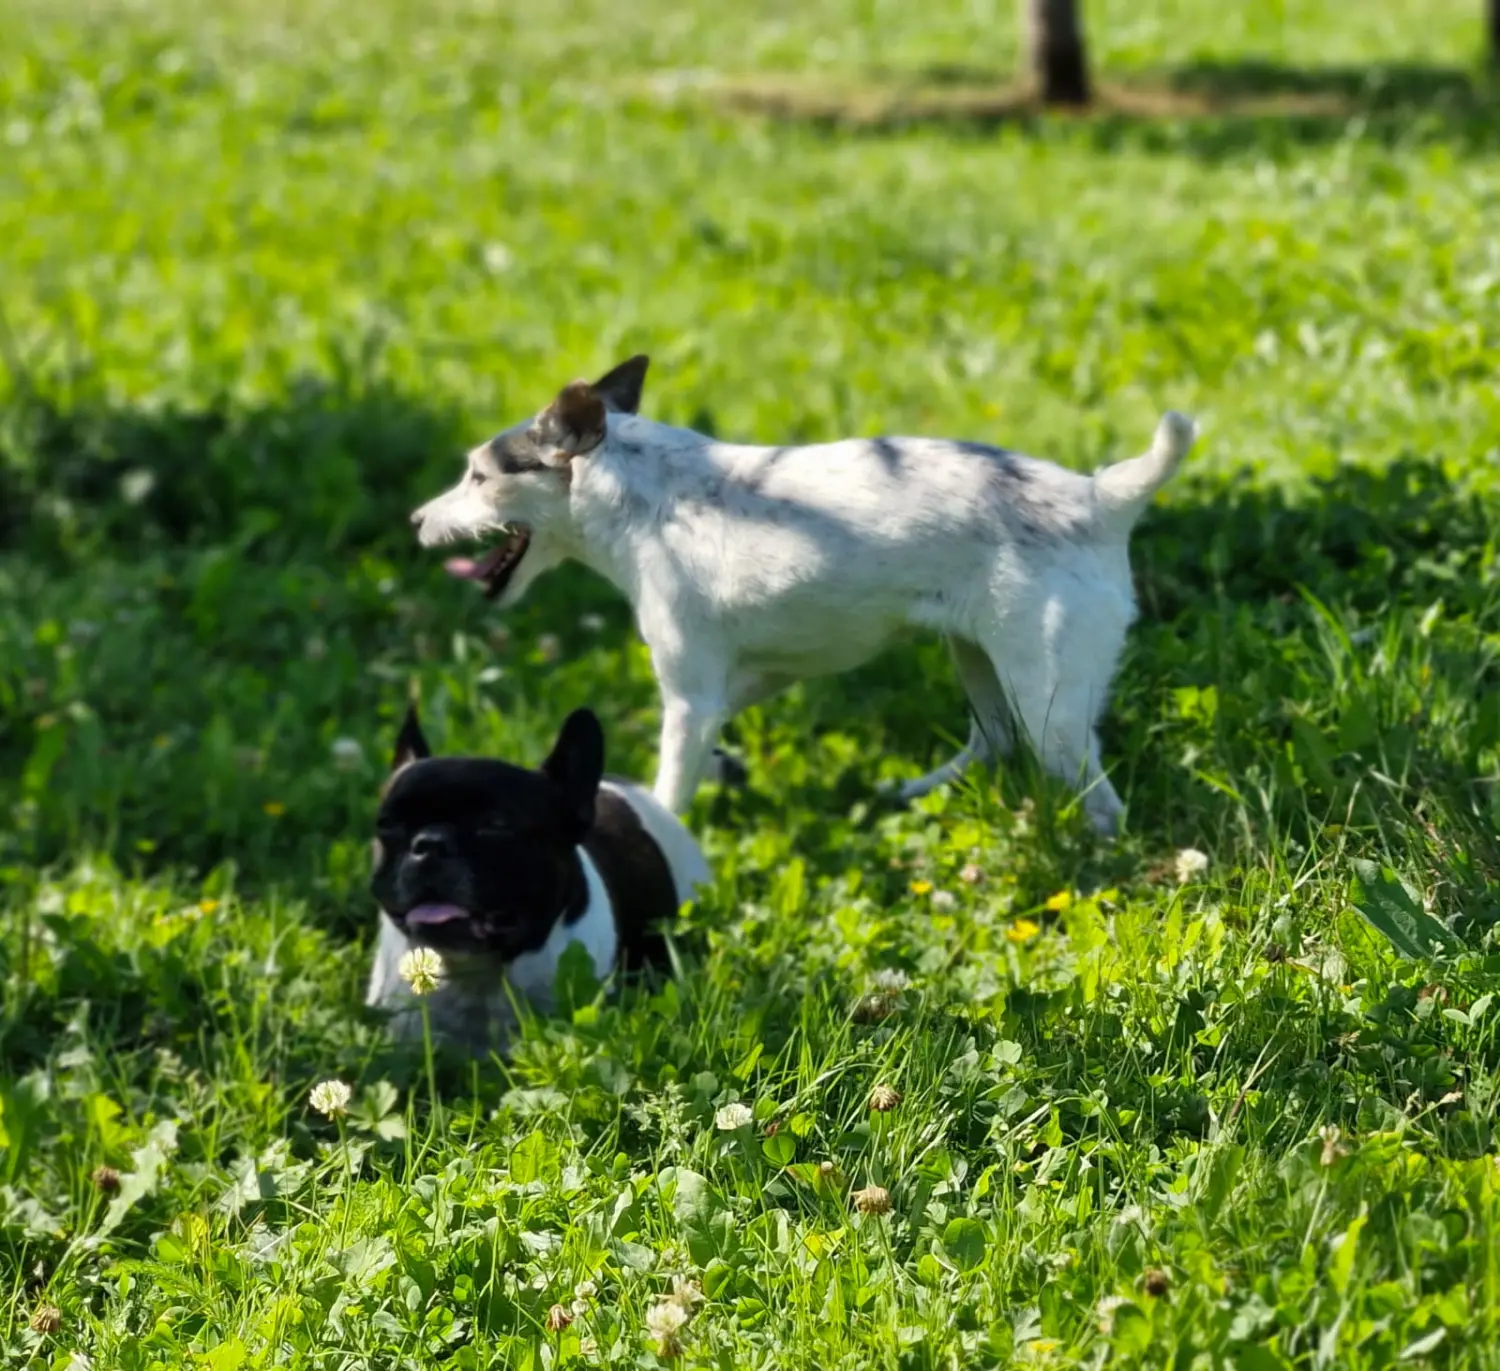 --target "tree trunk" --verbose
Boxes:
[1020,0,1091,106]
